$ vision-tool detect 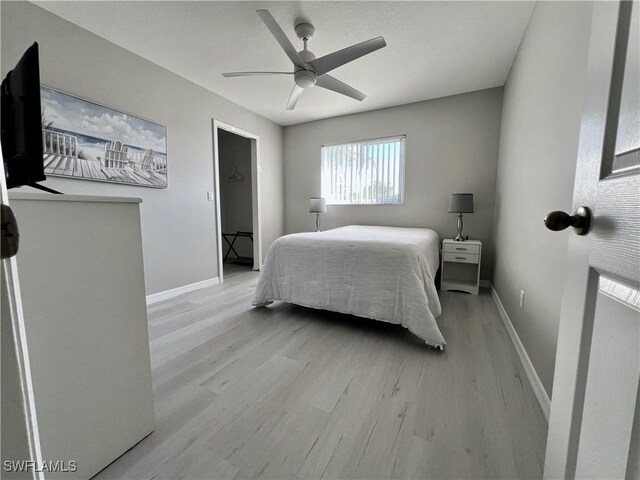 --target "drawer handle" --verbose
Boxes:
[455,256,466,260]
[455,247,467,251]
